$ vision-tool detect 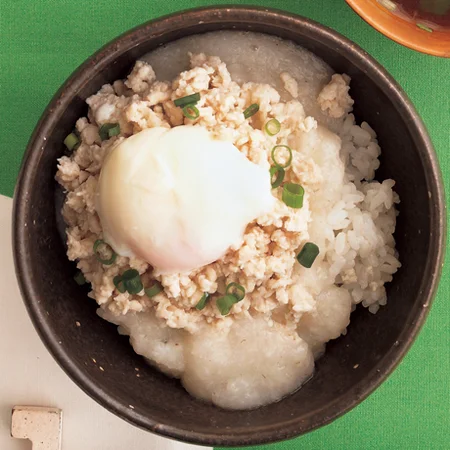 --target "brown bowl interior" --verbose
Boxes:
[12,7,445,447]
